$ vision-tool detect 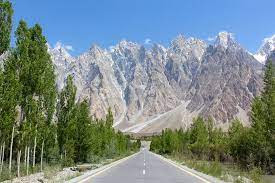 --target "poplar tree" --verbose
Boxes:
[0,54,21,174]
[57,75,77,165]
[75,100,91,163]
[189,117,209,157]
[250,59,275,170]
[0,0,13,55]
[15,20,57,173]
[261,60,275,141]
[0,0,14,174]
